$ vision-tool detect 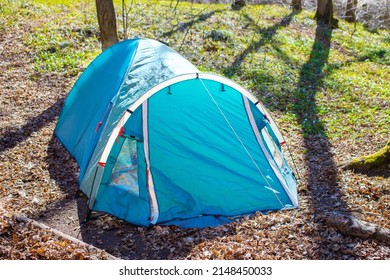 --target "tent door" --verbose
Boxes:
[108,137,139,196]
